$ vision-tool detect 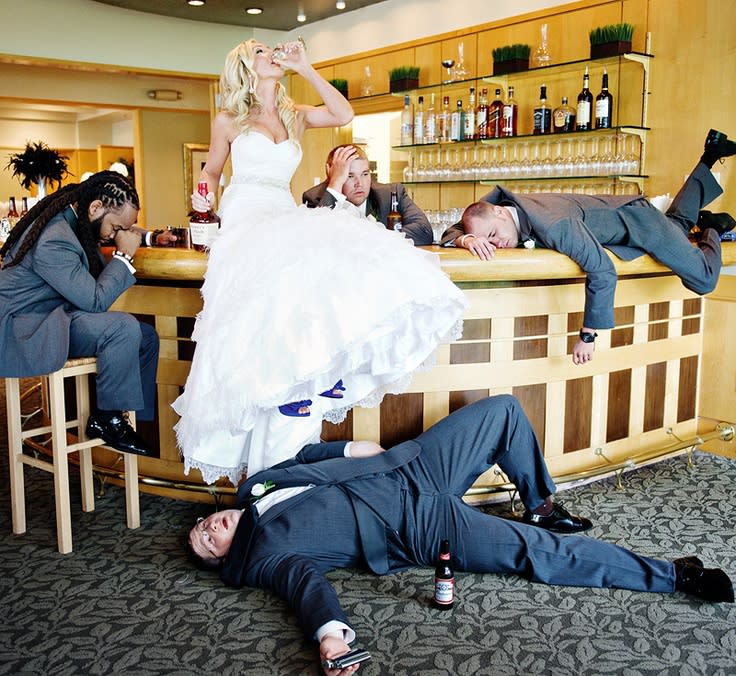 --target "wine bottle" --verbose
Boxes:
[476,88,489,140]
[400,94,413,145]
[20,197,29,217]
[463,87,476,140]
[450,99,464,141]
[386,189,402,231]
[533,84,552,135]
[501,86,518,137]
[488,88,504,138]
[413,95,425,145]
[595,68,613,129]
[433,539,455,610]
[438,96,451,143]
[575,66,593,131]
[7,197,19,230]
[424,93,437,144]
[189,181,220,252]
[552,96,576,133]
